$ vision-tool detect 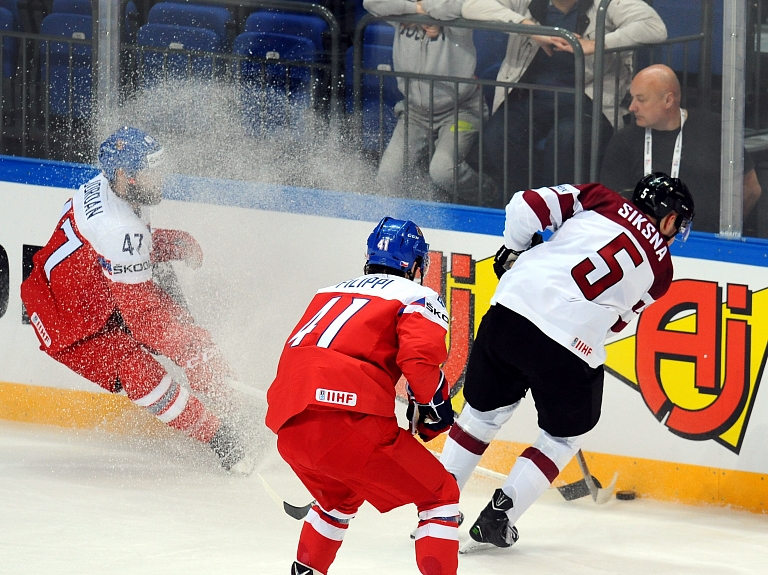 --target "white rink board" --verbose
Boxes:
[2,178,768,477]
